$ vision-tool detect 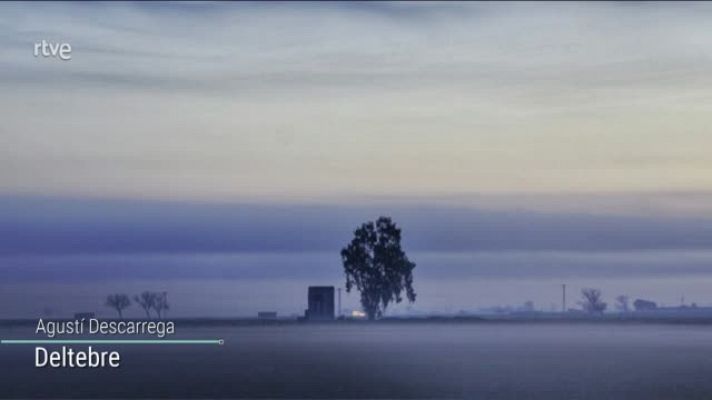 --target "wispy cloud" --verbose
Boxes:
[2,2,712,200]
